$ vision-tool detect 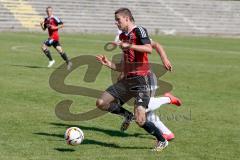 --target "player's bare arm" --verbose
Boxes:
[129,43,152,53]
[96,55,122,71]
[151,40,172,71]
[40,21,46,31]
